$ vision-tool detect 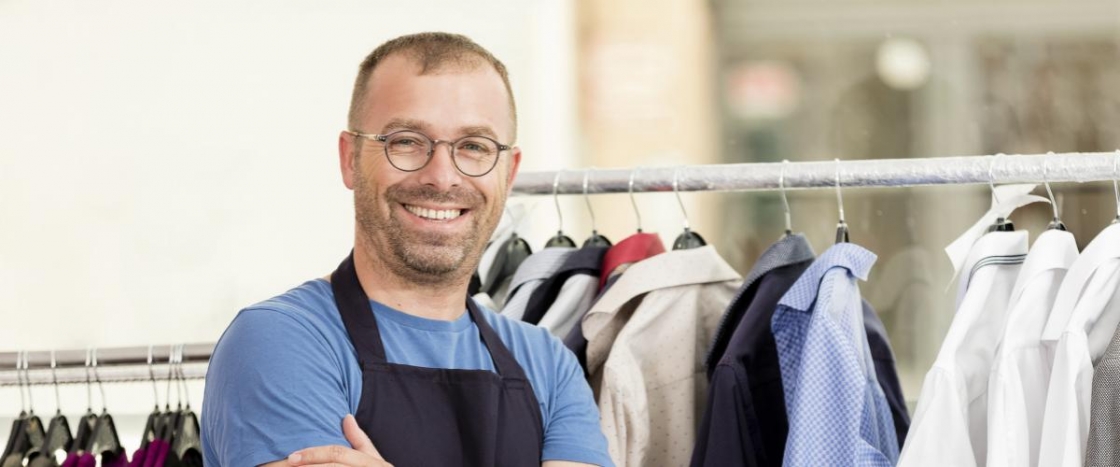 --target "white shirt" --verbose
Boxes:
[898,231,1028,467]
[1038,224,1120,467]
[986,229,1078,467]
